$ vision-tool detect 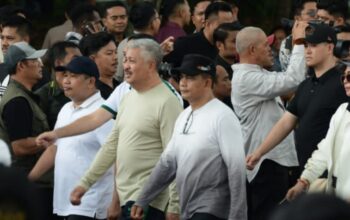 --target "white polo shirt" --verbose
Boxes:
[53,91,114,219]
[101,81,183,118]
